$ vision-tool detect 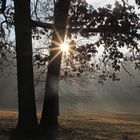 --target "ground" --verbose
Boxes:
[0,110,140,140]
